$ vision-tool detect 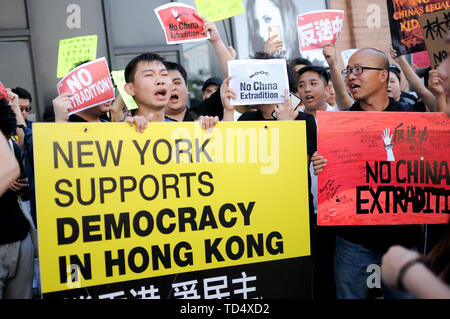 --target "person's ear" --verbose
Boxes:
[124,82,135,97]
[380,70,389,83]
